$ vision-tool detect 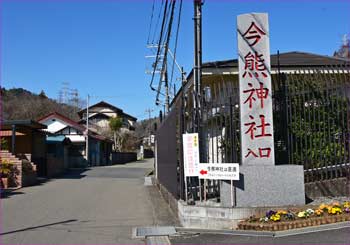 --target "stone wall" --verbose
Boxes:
[18,154,37,187]
[111,152,137,164]
[0,150,23,188]
[305,177,350,199]
[47,154,65,177]
[0,150,39,188]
